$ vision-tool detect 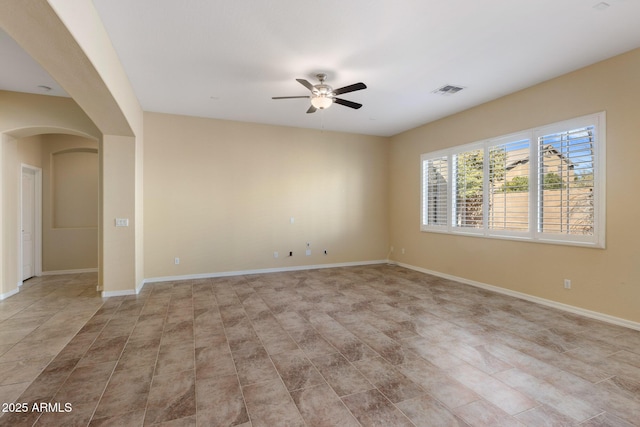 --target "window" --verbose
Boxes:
[420,112,605,247]
[488,137,530,233]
